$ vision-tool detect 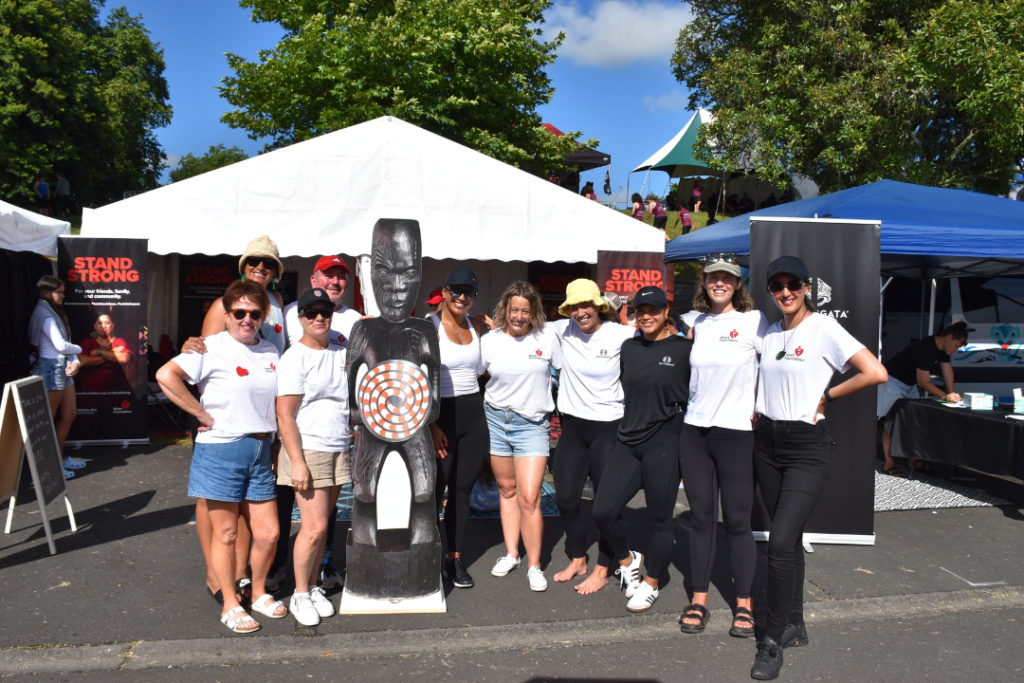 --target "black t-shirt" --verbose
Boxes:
[884,336,950,386]
[618,334,692,445]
